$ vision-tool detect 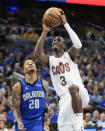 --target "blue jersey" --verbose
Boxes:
[19,77,46,131]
